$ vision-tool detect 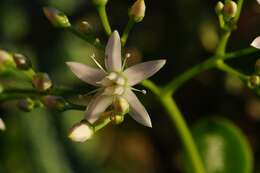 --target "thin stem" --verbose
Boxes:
[121,19,135,47]
[160,95,206,173]
[234,0,244,23]
[97,6,112,36]
[216,31,231,56]
[163,47,259,95]
[216,60,248,81]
